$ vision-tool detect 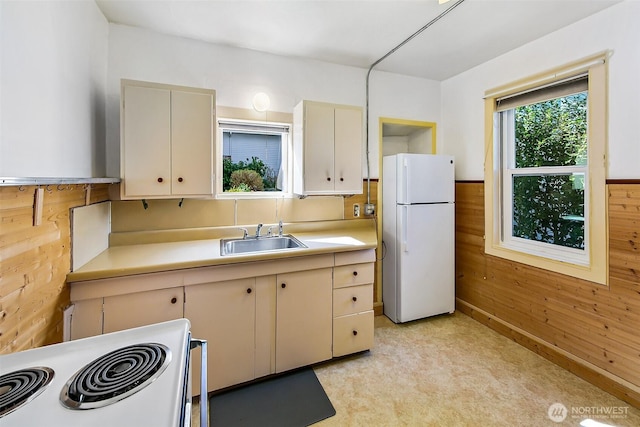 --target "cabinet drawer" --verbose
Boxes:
[333,311,374,357]
[334,249,375,266]
[333,263,374,289]
[333,284,373,317]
